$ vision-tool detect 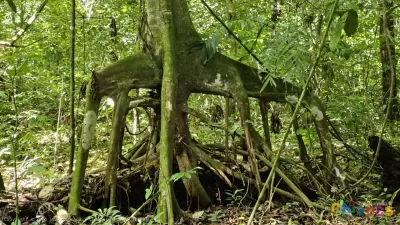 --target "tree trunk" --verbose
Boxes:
[175,101,212,208]
[157,0,181,223]
[104,91,128,207]
[0,172,5,191]
[259,100,272,150]
[67,0,337,217]
[68,0,76,175]
[380,0,398,120]
[290,106,311,171]
[68,74,101,215]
